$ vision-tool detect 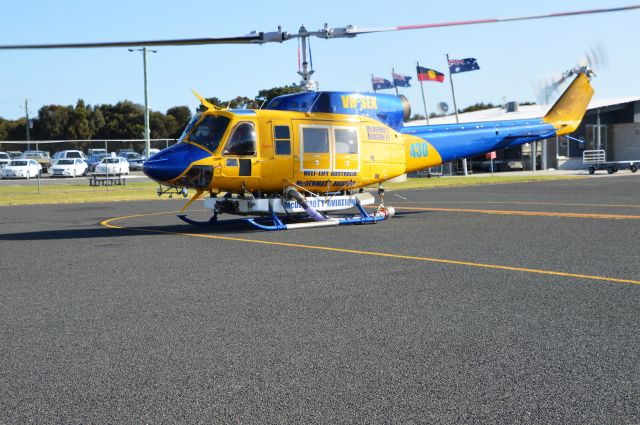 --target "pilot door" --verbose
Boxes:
[269,122,294,179]
[220,121,261,189]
